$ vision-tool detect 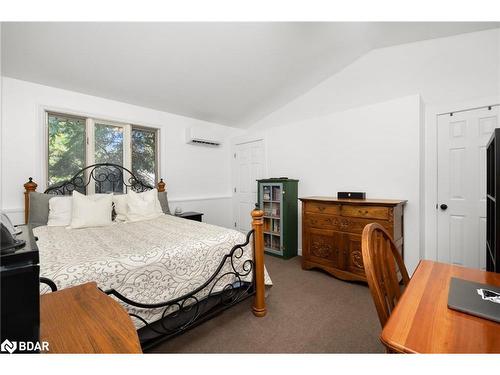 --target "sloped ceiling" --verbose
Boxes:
[2,22,499,127]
